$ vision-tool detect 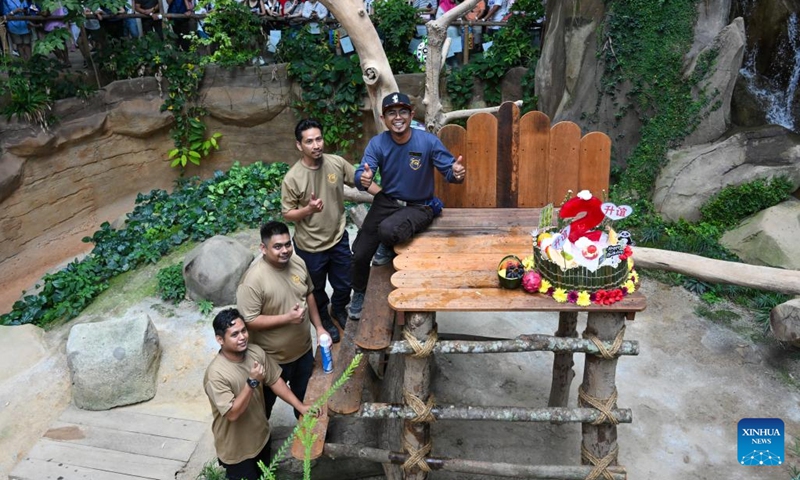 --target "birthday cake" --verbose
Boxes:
[530,190,638,306]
